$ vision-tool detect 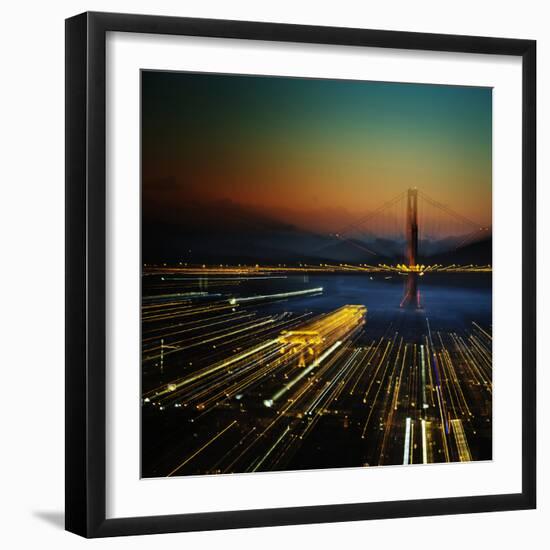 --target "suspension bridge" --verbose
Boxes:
[327,188,491,308]
[141,189,493,475]
[144,188,492,310]
[329,188,490,259]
